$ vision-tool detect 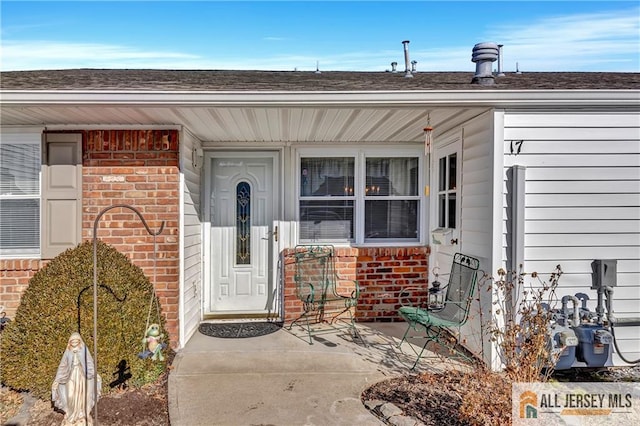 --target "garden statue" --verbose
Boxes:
[139,323,166,361]
[52,332,102,426]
